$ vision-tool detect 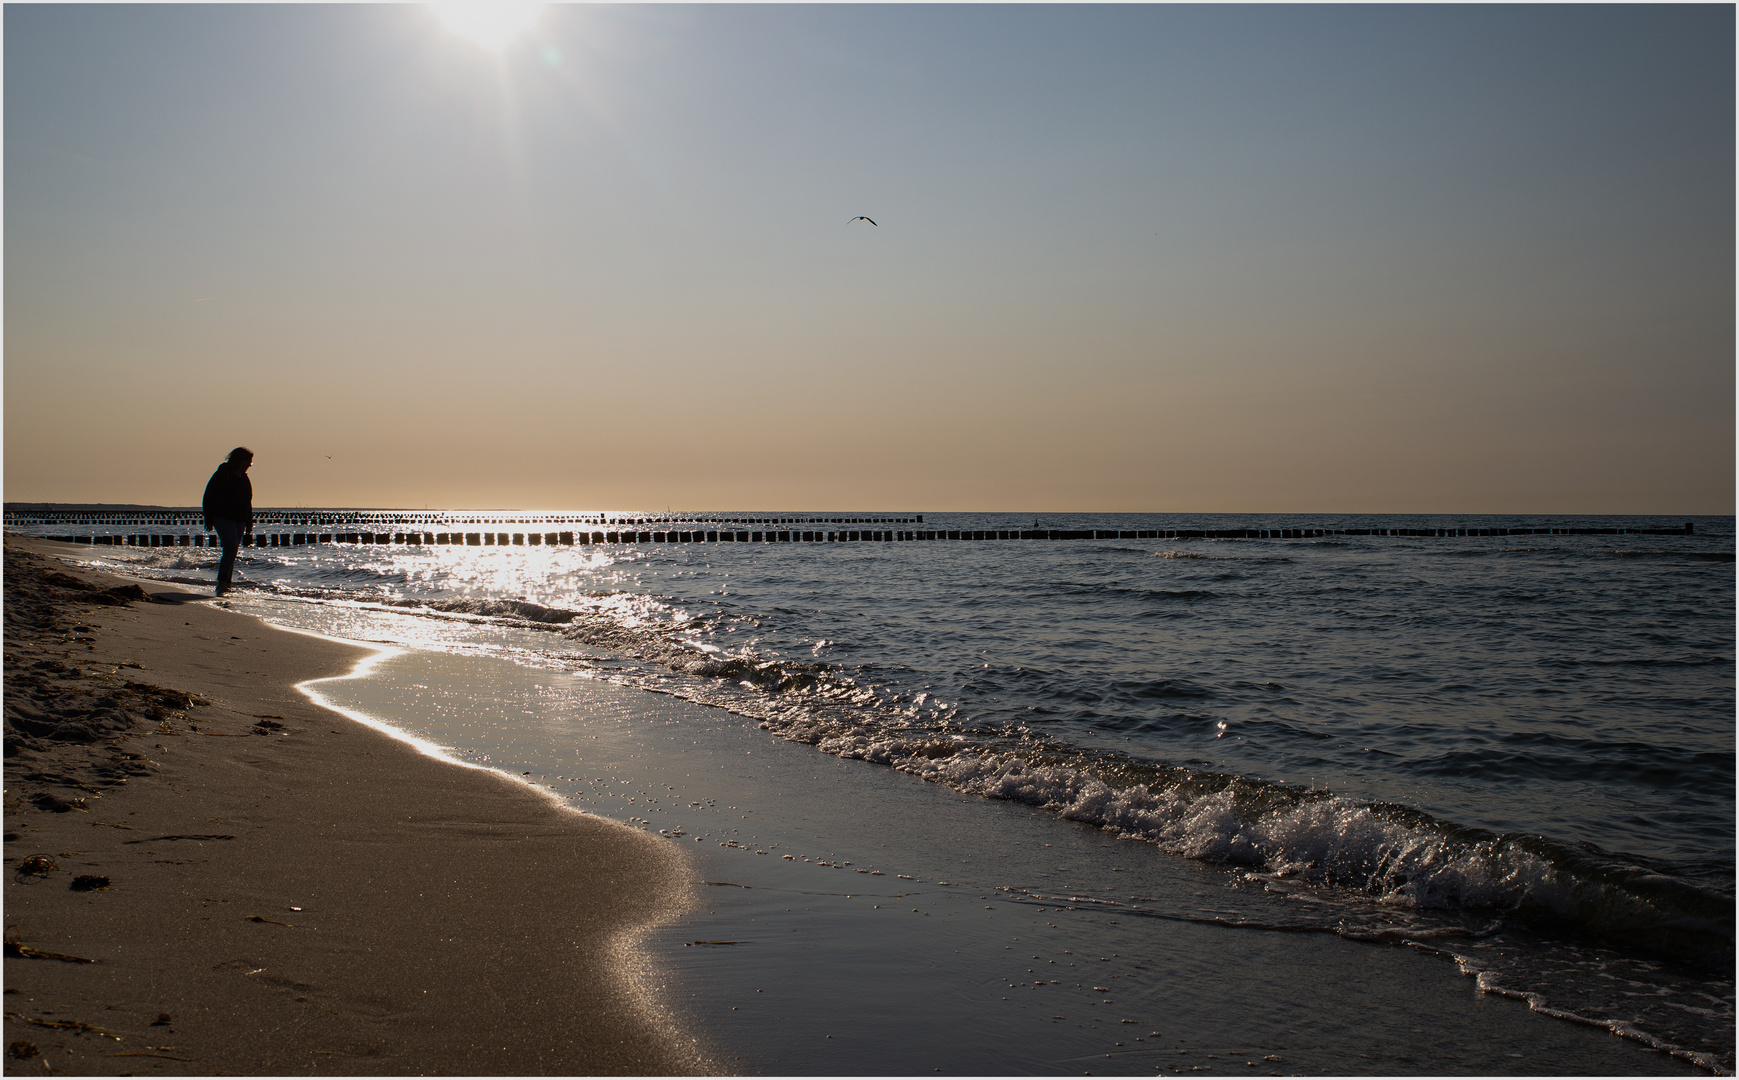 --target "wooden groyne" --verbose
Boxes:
[21,522,1697,549]
[2,509,923,529]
